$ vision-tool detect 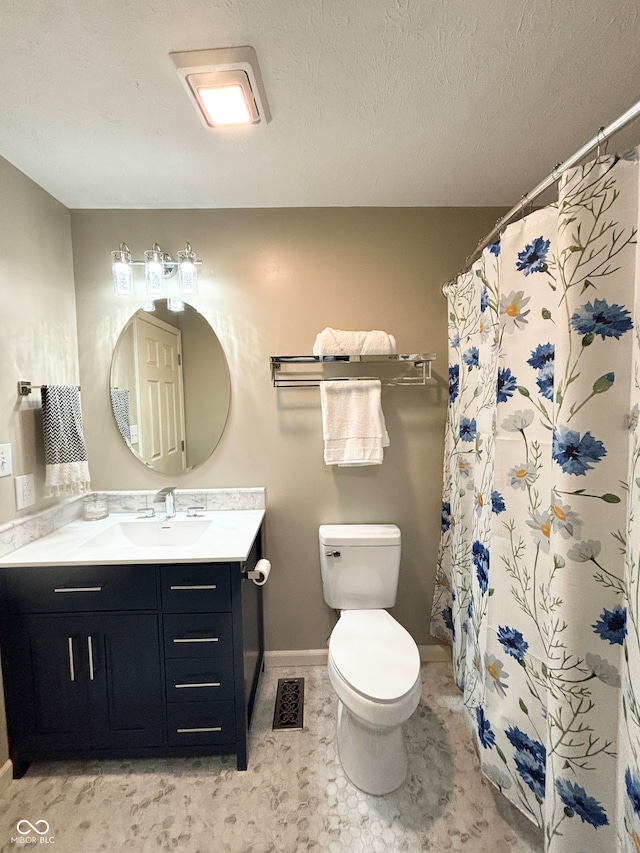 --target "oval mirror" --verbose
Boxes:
[109,299,231,474]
